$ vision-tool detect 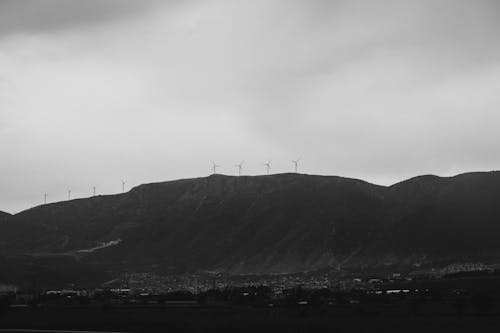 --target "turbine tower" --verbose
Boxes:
[93,186,96,197]
[212,161,221,174]
[43,193,48,205]
[235,161,244,176]
[292,158,301,173]
[121,180,126,193]
[264,160,271,175]
[67,188,71,200]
